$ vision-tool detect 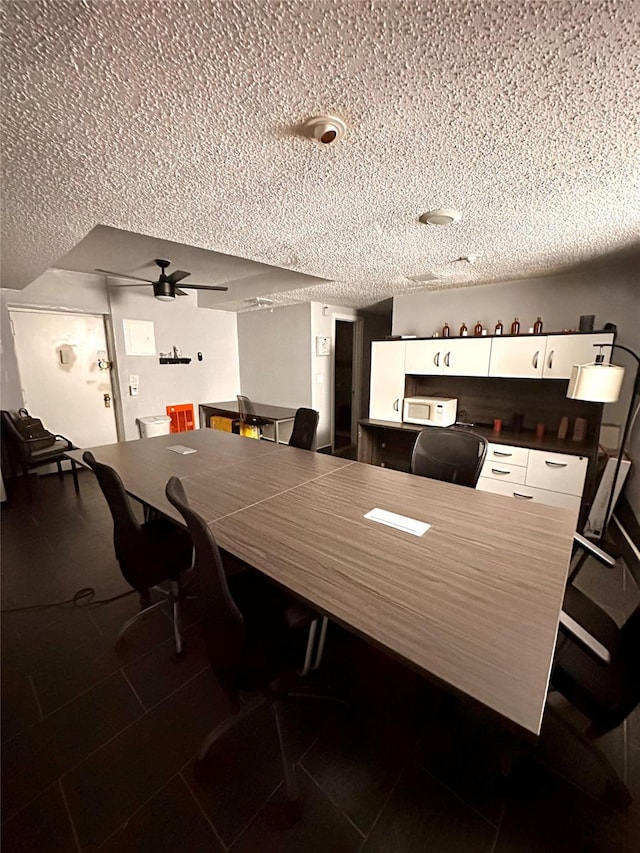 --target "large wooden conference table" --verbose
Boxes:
[69,429,577,736]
